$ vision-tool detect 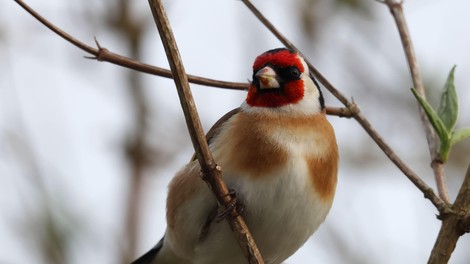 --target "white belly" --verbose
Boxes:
[193,155,332,264]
